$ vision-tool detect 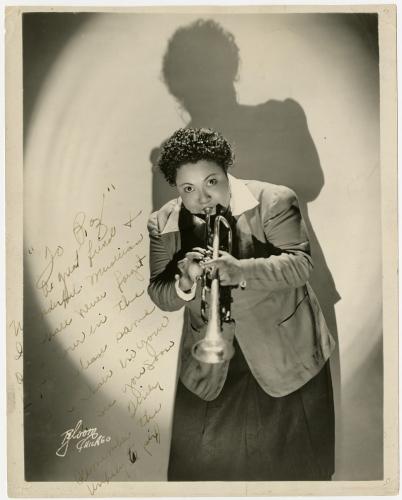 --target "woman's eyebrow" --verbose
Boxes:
[177,173,218,187]
[203,173,218,181]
